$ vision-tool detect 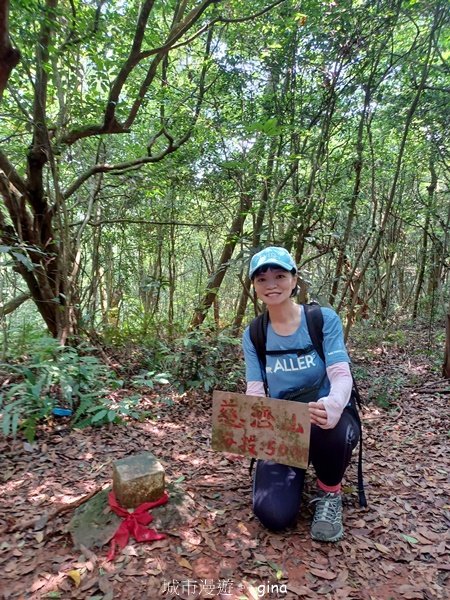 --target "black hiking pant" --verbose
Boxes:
[252,407,360,531]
